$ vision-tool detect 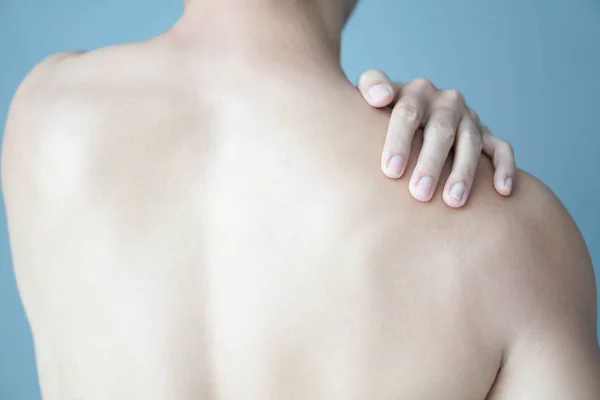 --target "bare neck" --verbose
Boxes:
[170,0,347,77]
